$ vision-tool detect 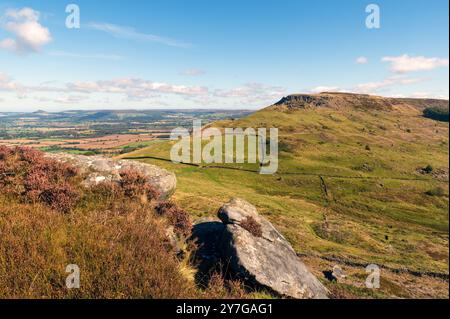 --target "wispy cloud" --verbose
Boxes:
[310,86,342,93]
[356,56,368,64]
[0,72,24,93]
[354,75,421,93]
[48,51,125,61]
[1,69,289,107]
[67,78,208,99]
[0,7,52,54]
[382,54,449,73]
[214,83,286,105]
[409,92,449,99]
[0,71,209,102]
[307,76,424,96]
[87,22,191,48]
[35,95,88,104]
